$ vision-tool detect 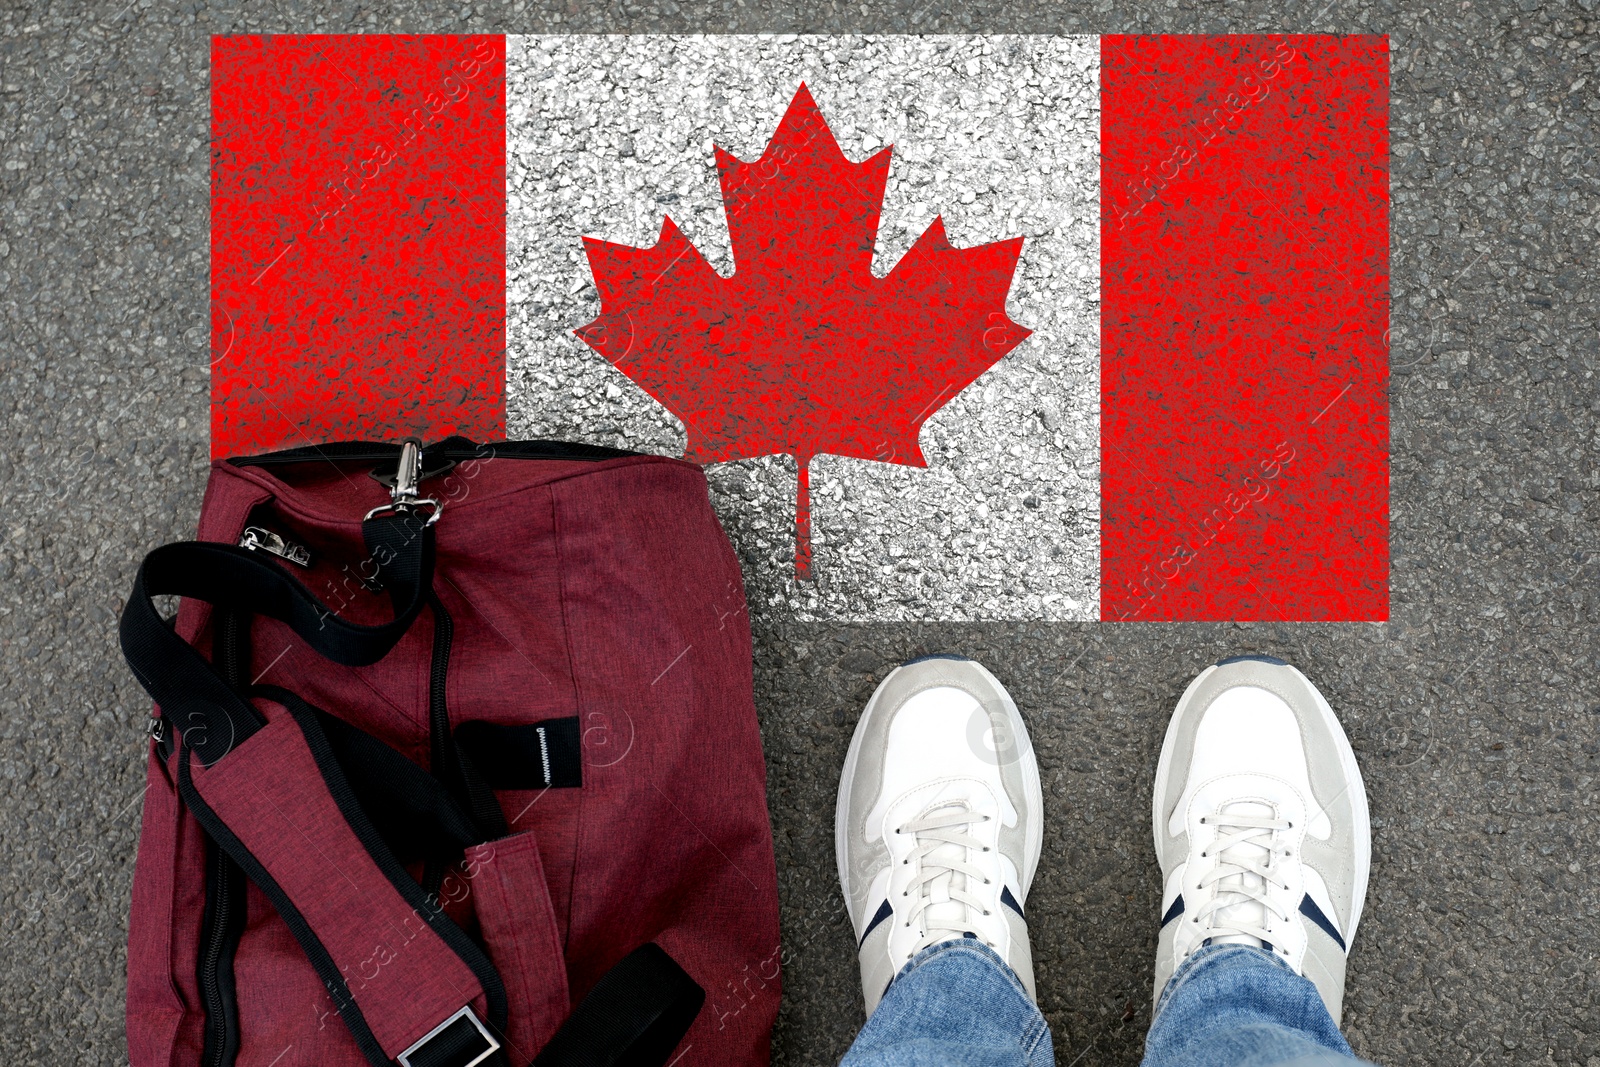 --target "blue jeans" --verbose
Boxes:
[841,940,1054,1067]
[840,941,1372,1067]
